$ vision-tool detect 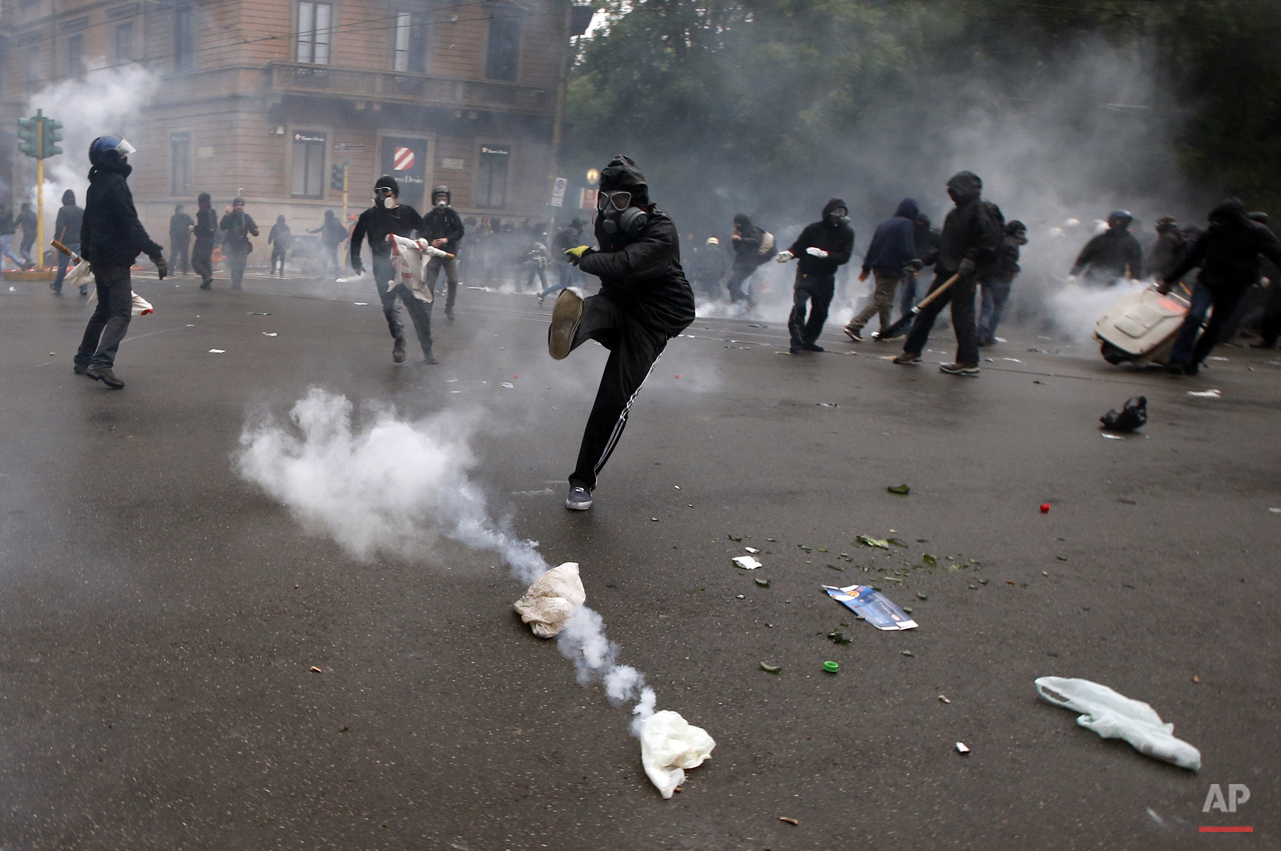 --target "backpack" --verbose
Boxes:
[756,230,775,264]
